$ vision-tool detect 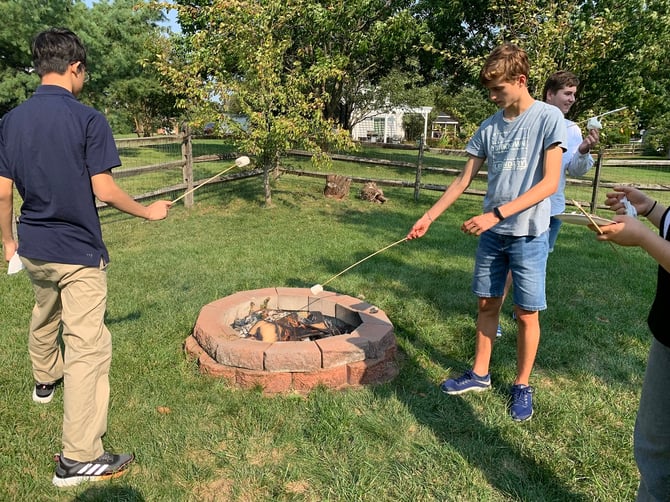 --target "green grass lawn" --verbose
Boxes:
[0,154,659,500]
